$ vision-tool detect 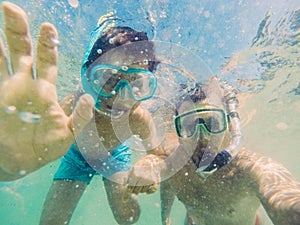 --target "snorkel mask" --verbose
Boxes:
[81,12,157,116]
[175,79,242,179]
[175,108,229,138]
[86,64,157,105]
